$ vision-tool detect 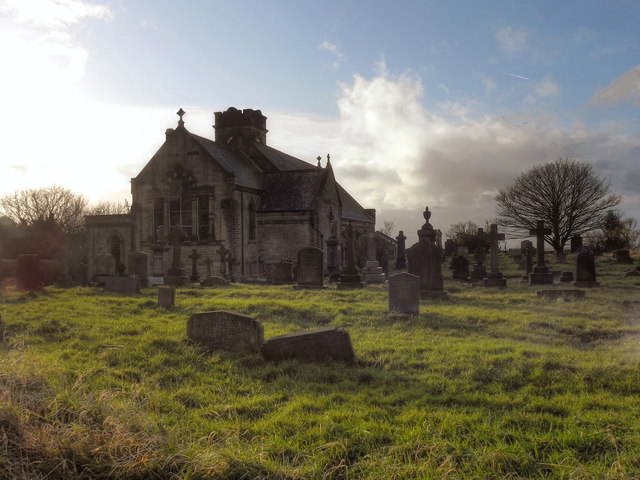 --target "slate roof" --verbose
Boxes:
[259,169,329,211]
[253,143,316,171]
